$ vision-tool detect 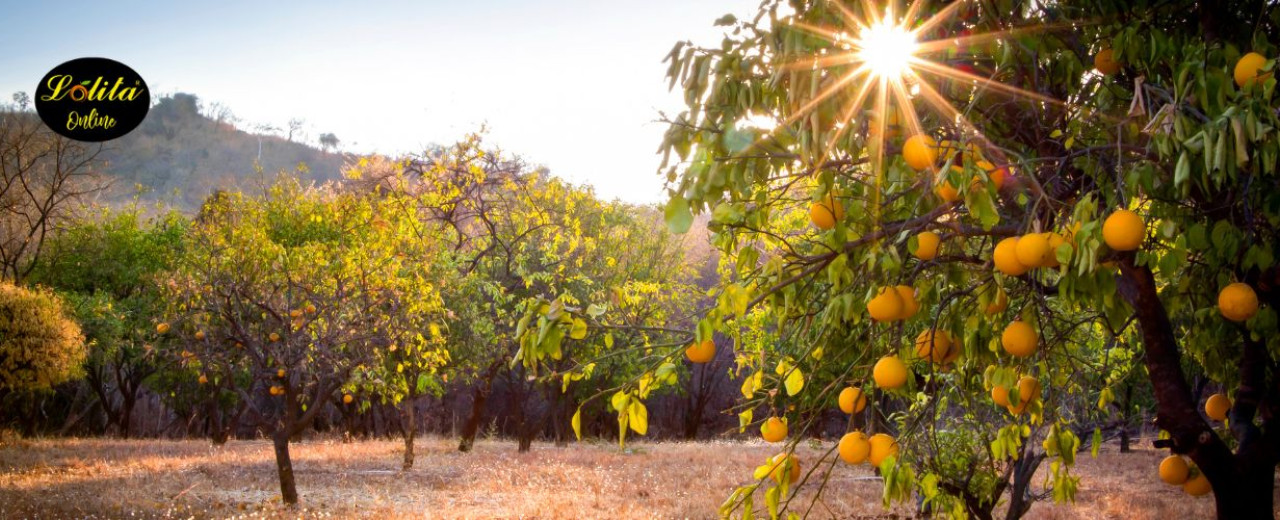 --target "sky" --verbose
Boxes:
[0,0,748,204]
